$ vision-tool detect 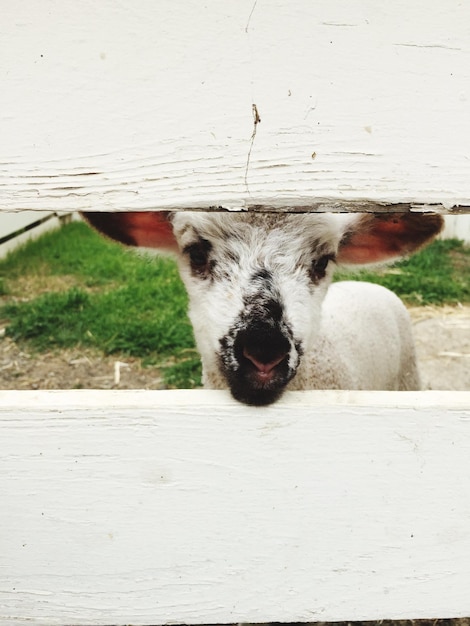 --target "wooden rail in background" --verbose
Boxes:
[0,211,71,258]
